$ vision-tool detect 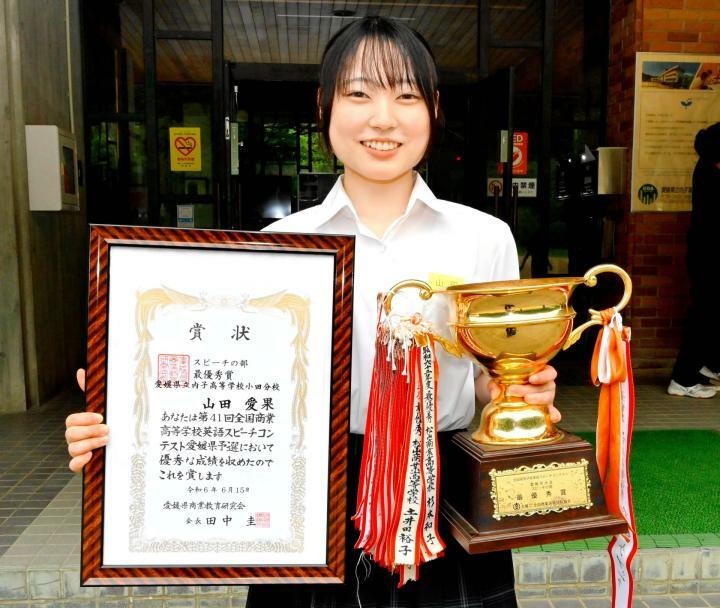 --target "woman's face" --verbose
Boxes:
[328,51,433,183]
